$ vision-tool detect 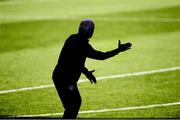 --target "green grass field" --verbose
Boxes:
[0,0,180,118]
